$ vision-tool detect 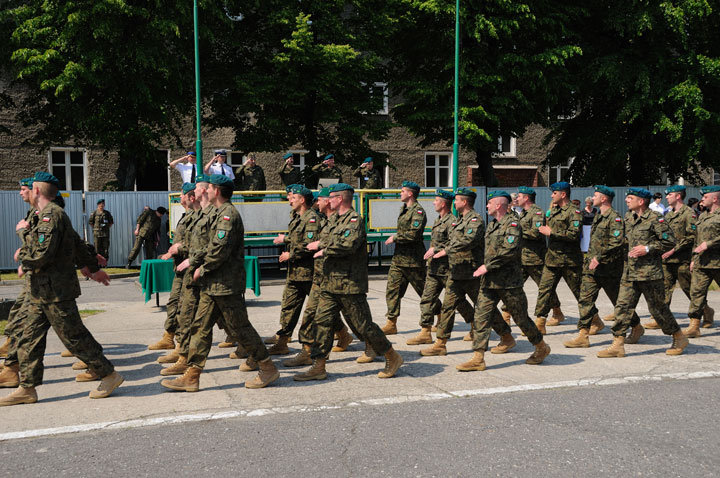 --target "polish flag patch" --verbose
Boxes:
[309,218,316,223]
[417,210,423,214]
[42,217,50,222]
[511,222,518,227]
[350,218,357,222]
[658,218,664,223]
[615,218,622,222]
[535,211,542,215]
[471,217,478,222]
[575,210,581,214]
[452,223,457,227]
[223,215,230,221]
